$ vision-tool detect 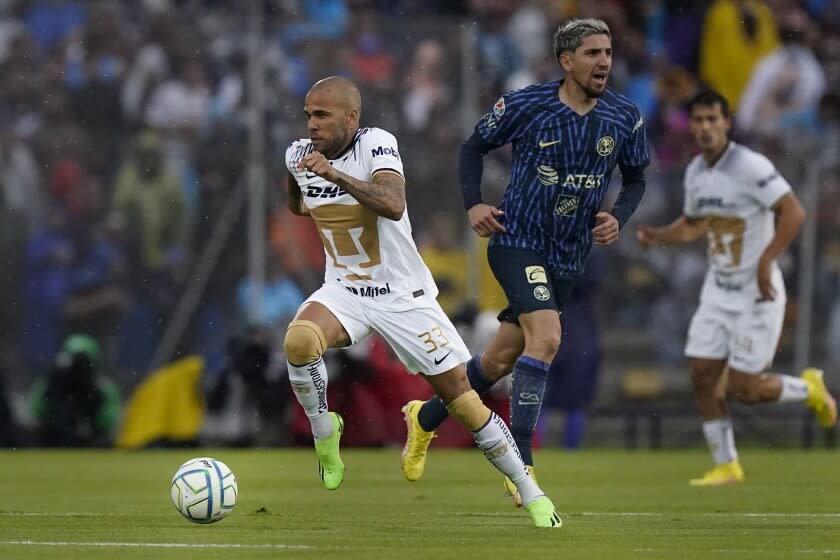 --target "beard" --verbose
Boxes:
[580,82,606,99]
[573,75,607,99]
